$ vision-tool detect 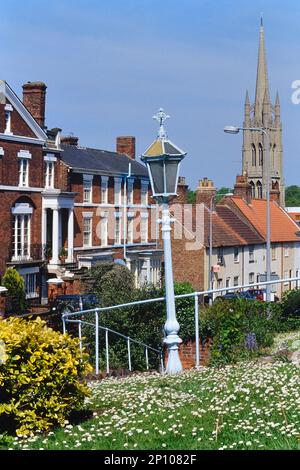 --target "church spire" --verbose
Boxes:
[254,15,270,122]
[244,90,250,126]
